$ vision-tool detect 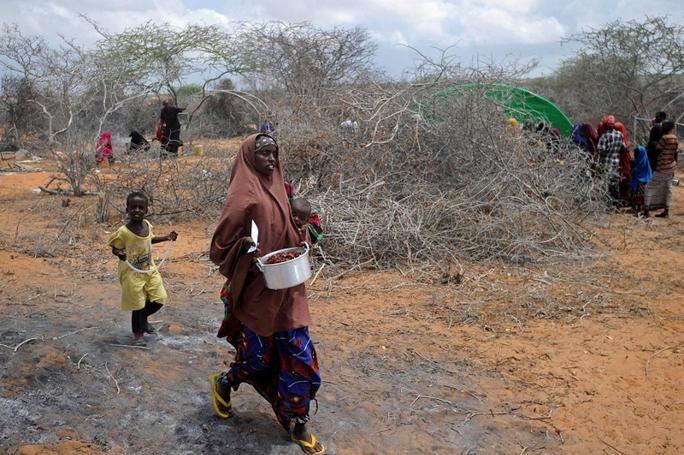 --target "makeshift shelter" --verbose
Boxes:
[432,83,574,136]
